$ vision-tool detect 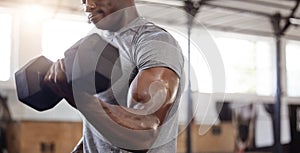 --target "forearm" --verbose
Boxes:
[73,89,159,150]
[101,102,160,130]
